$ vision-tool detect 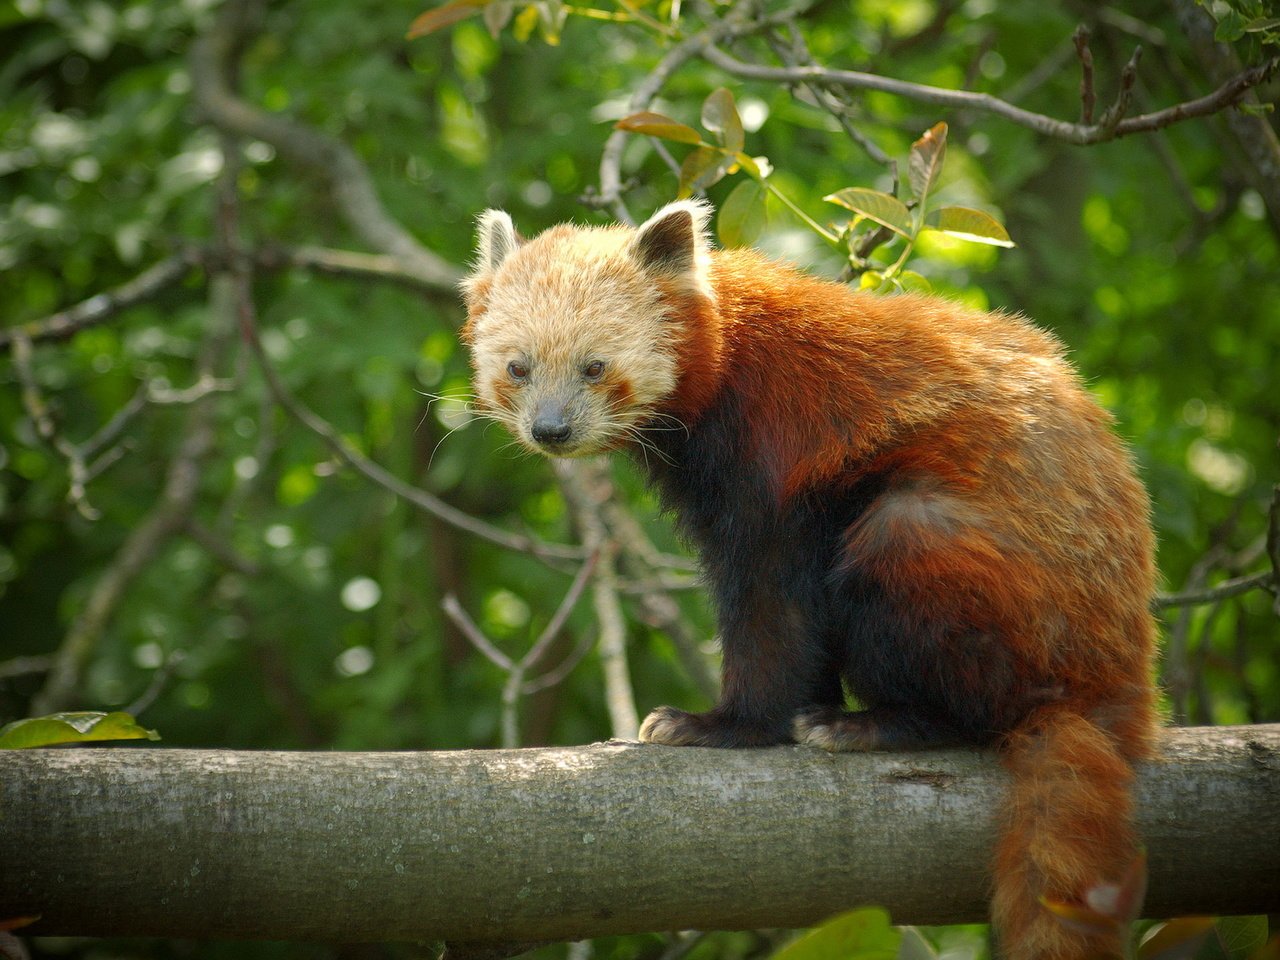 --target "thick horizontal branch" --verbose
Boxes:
[2,725,1277,941]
